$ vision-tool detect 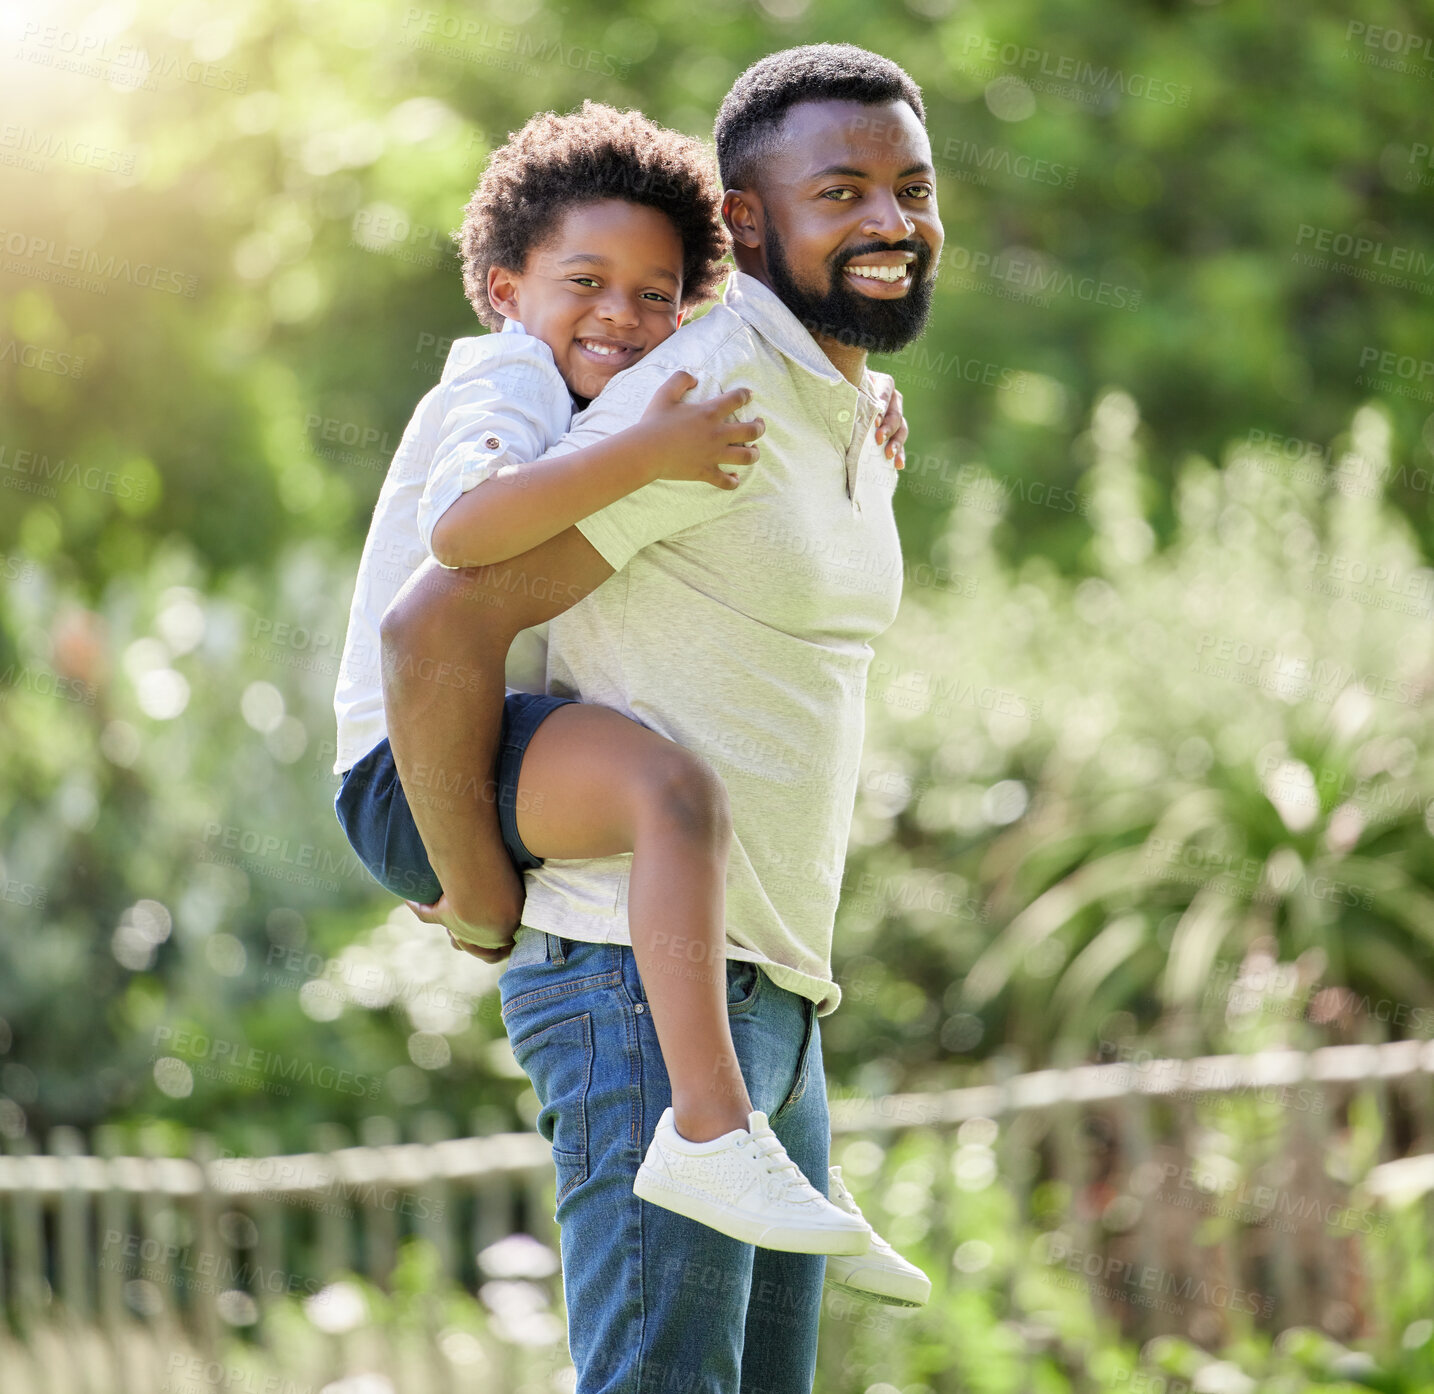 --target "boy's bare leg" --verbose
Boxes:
[514,703,754,1142]
[380,528,614,956]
